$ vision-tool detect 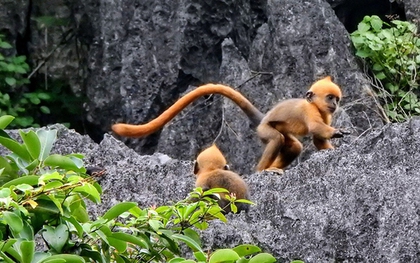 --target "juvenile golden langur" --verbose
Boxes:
[256,76,349,173]
[193,144,250,213]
